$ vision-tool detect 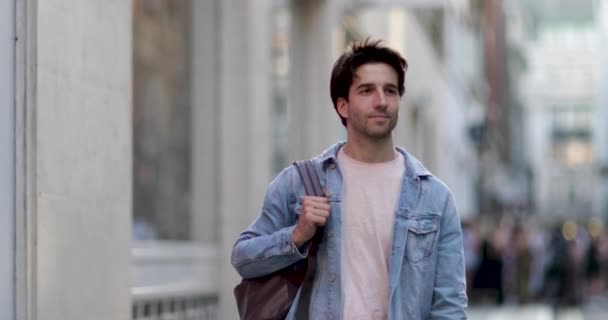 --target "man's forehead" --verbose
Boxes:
[352,63,398,84]
[354,62,397,73]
